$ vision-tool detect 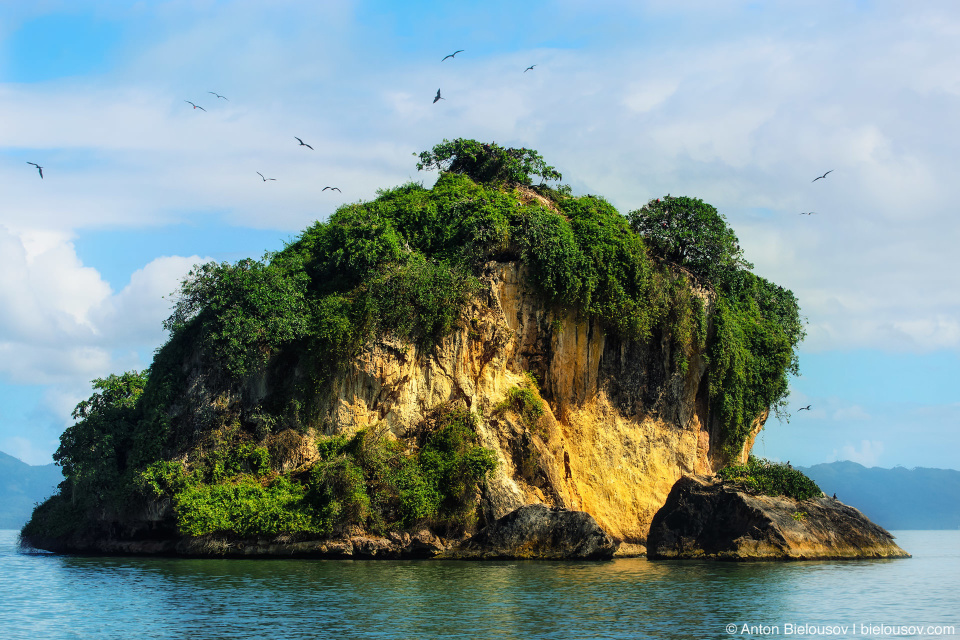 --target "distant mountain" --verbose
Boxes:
[799,461,960,530]
[0,451,63,530]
